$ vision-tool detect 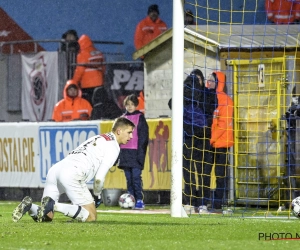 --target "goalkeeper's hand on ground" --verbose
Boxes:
[93,195,102,208]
